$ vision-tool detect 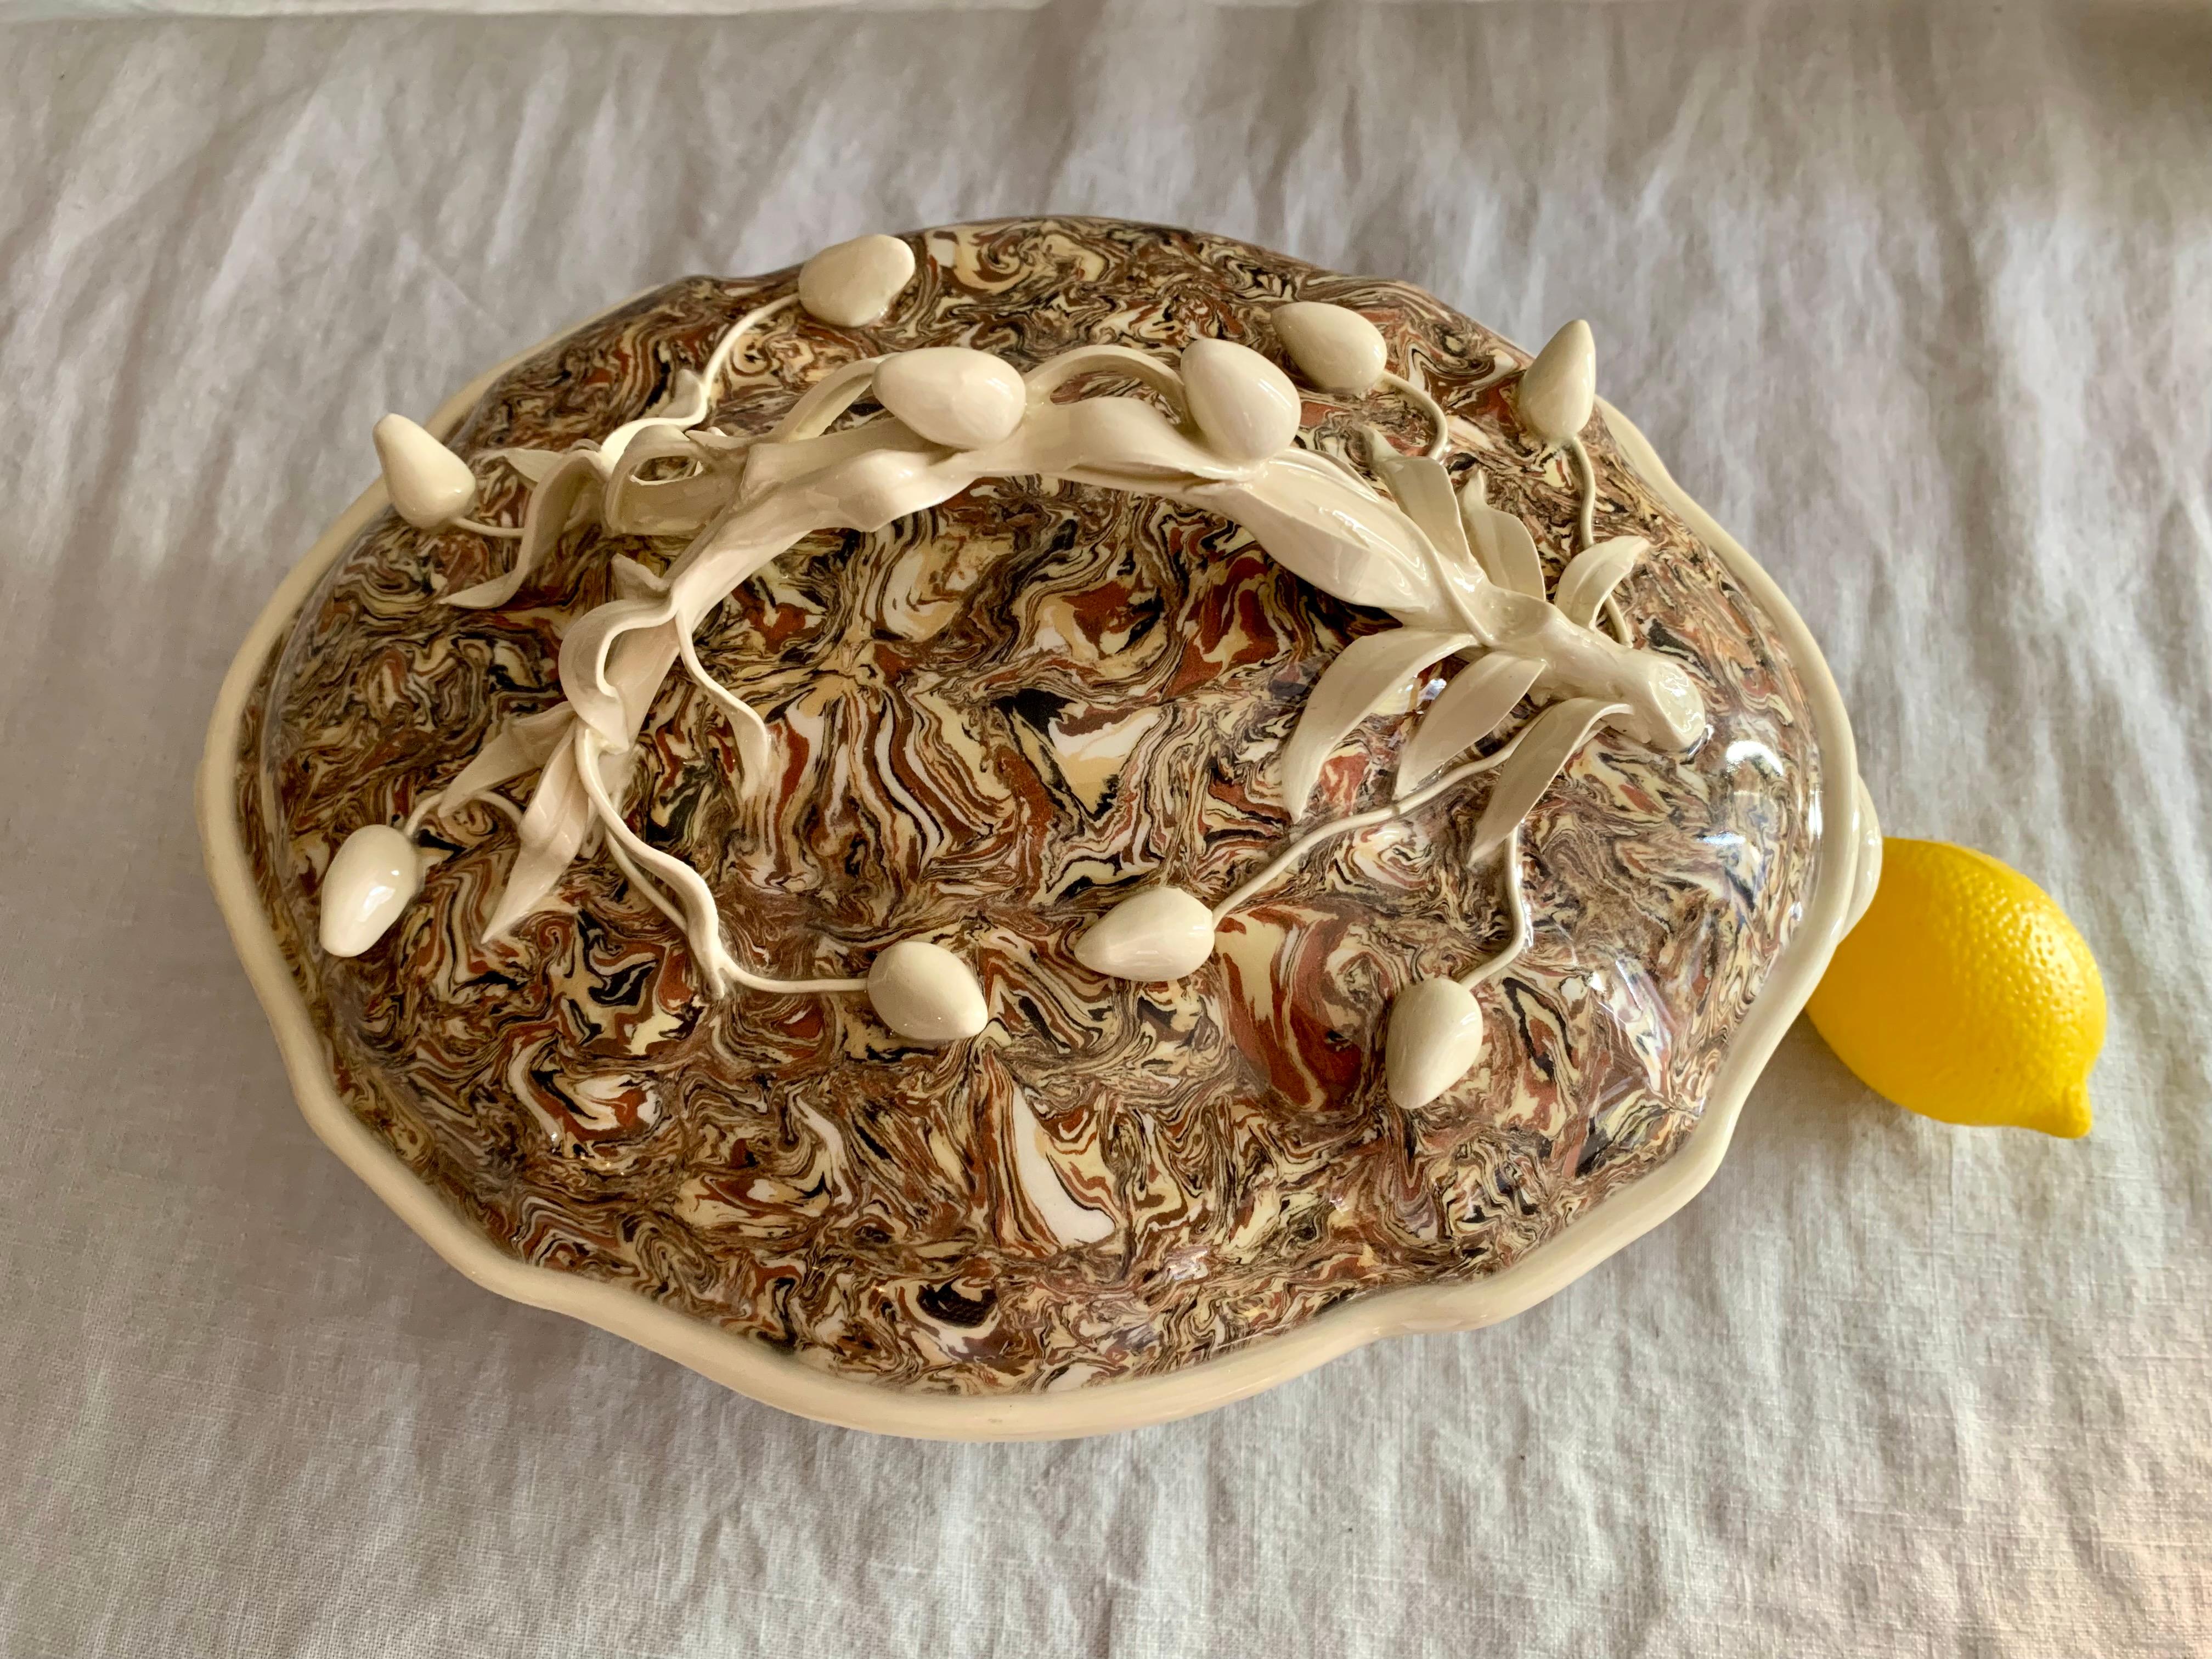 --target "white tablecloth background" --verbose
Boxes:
[5,3,2208,1653]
